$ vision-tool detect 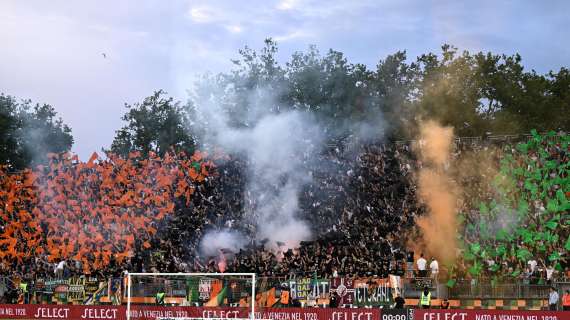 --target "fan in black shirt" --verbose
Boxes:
[394,294,405,309]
